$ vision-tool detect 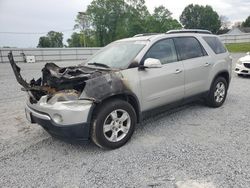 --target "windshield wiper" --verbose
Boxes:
[88,62,110,68]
